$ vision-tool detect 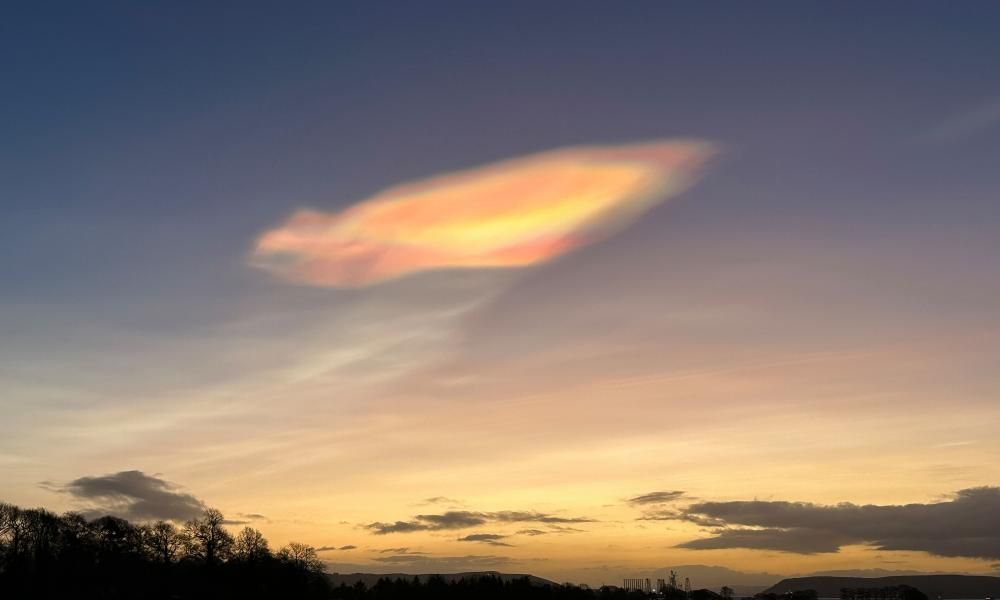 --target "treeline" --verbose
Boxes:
[840,586,928,600]
[0,501,328,599]
[755,591,818,600]
[755,587,927,600]
[328,575,694,600]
